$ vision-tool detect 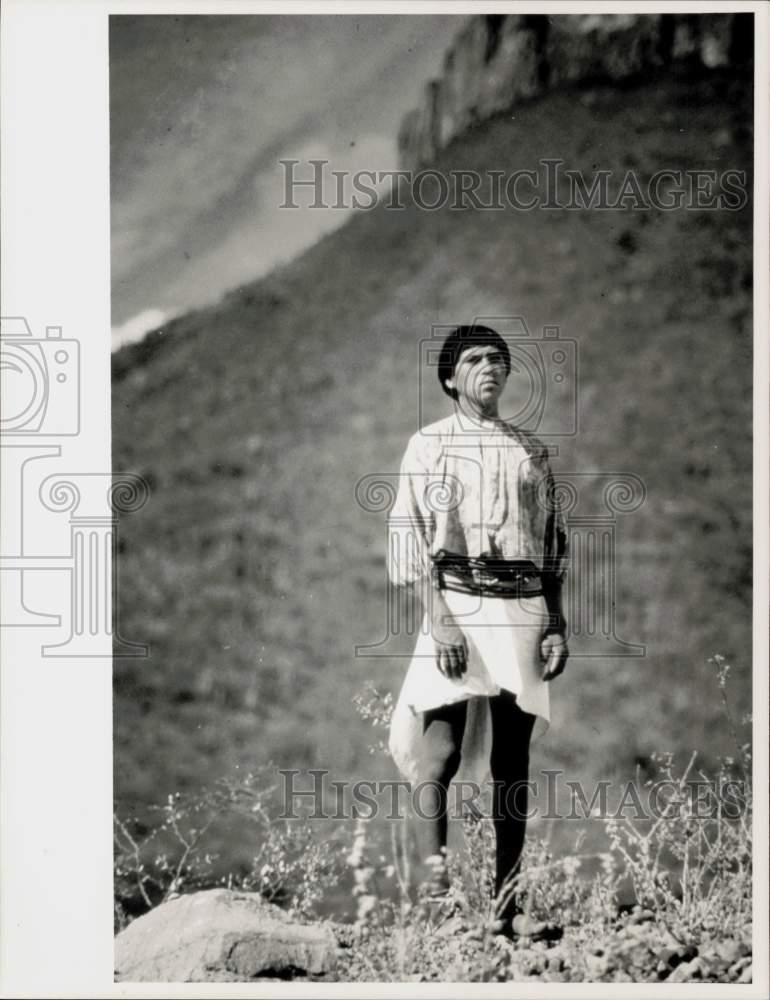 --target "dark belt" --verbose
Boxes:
[431,549,545,599]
